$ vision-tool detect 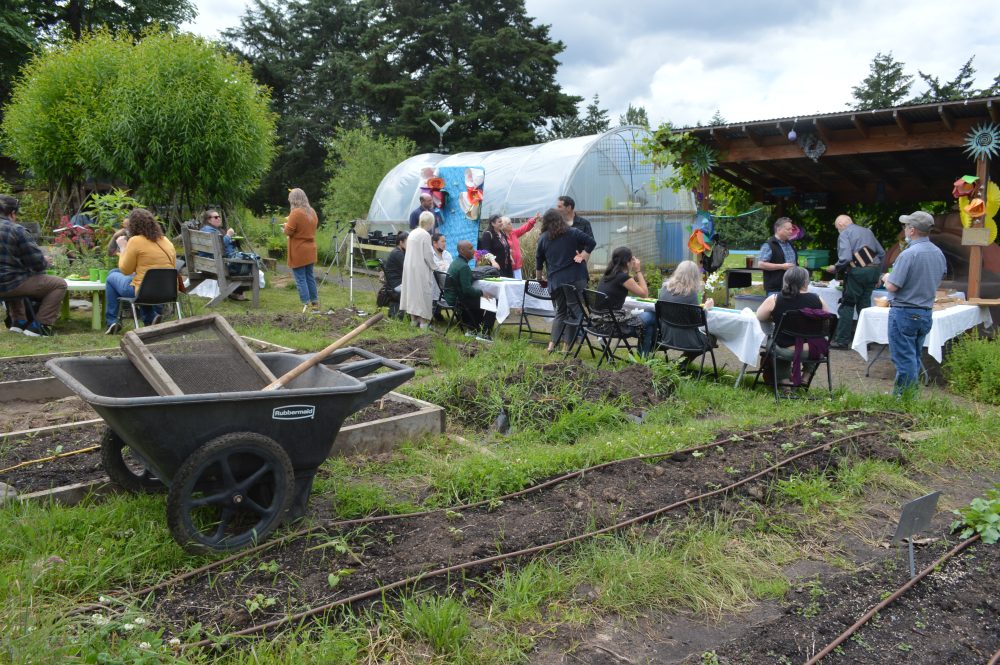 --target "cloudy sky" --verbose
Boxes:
[182,0,1000,128]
